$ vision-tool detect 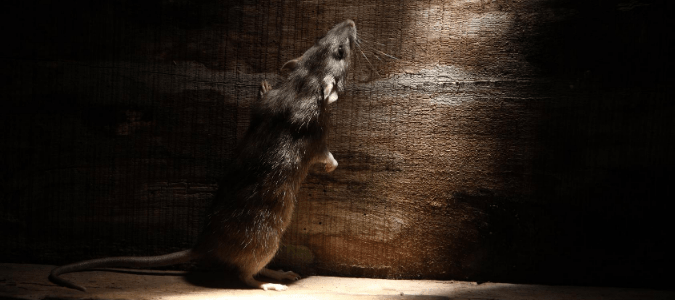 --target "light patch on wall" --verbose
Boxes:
[413,6,444,40]
[350,64,502,95]
[464,12,513,38]
[430,94,474,106]
[301,200,408,243]
[411,5,513,38]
